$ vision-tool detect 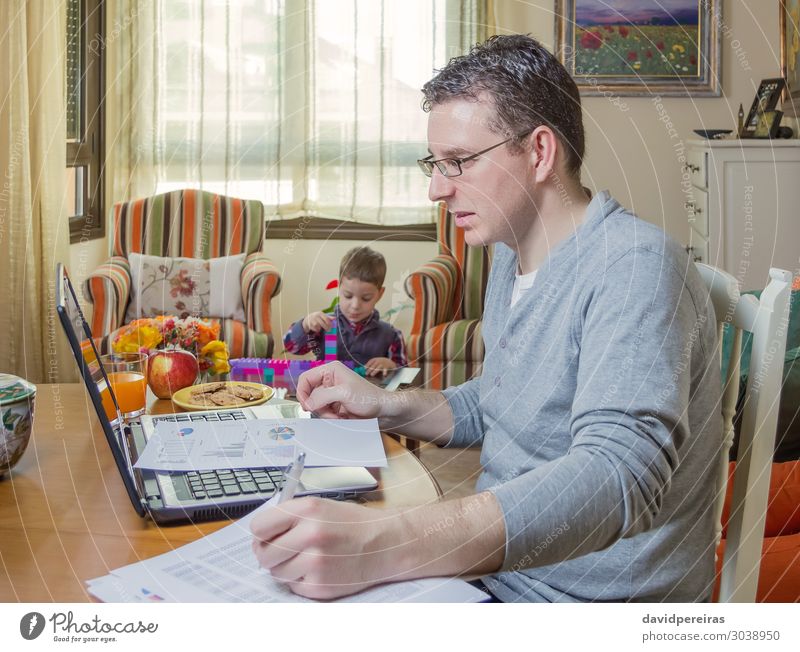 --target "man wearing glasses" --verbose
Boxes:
[251,35,721,603]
